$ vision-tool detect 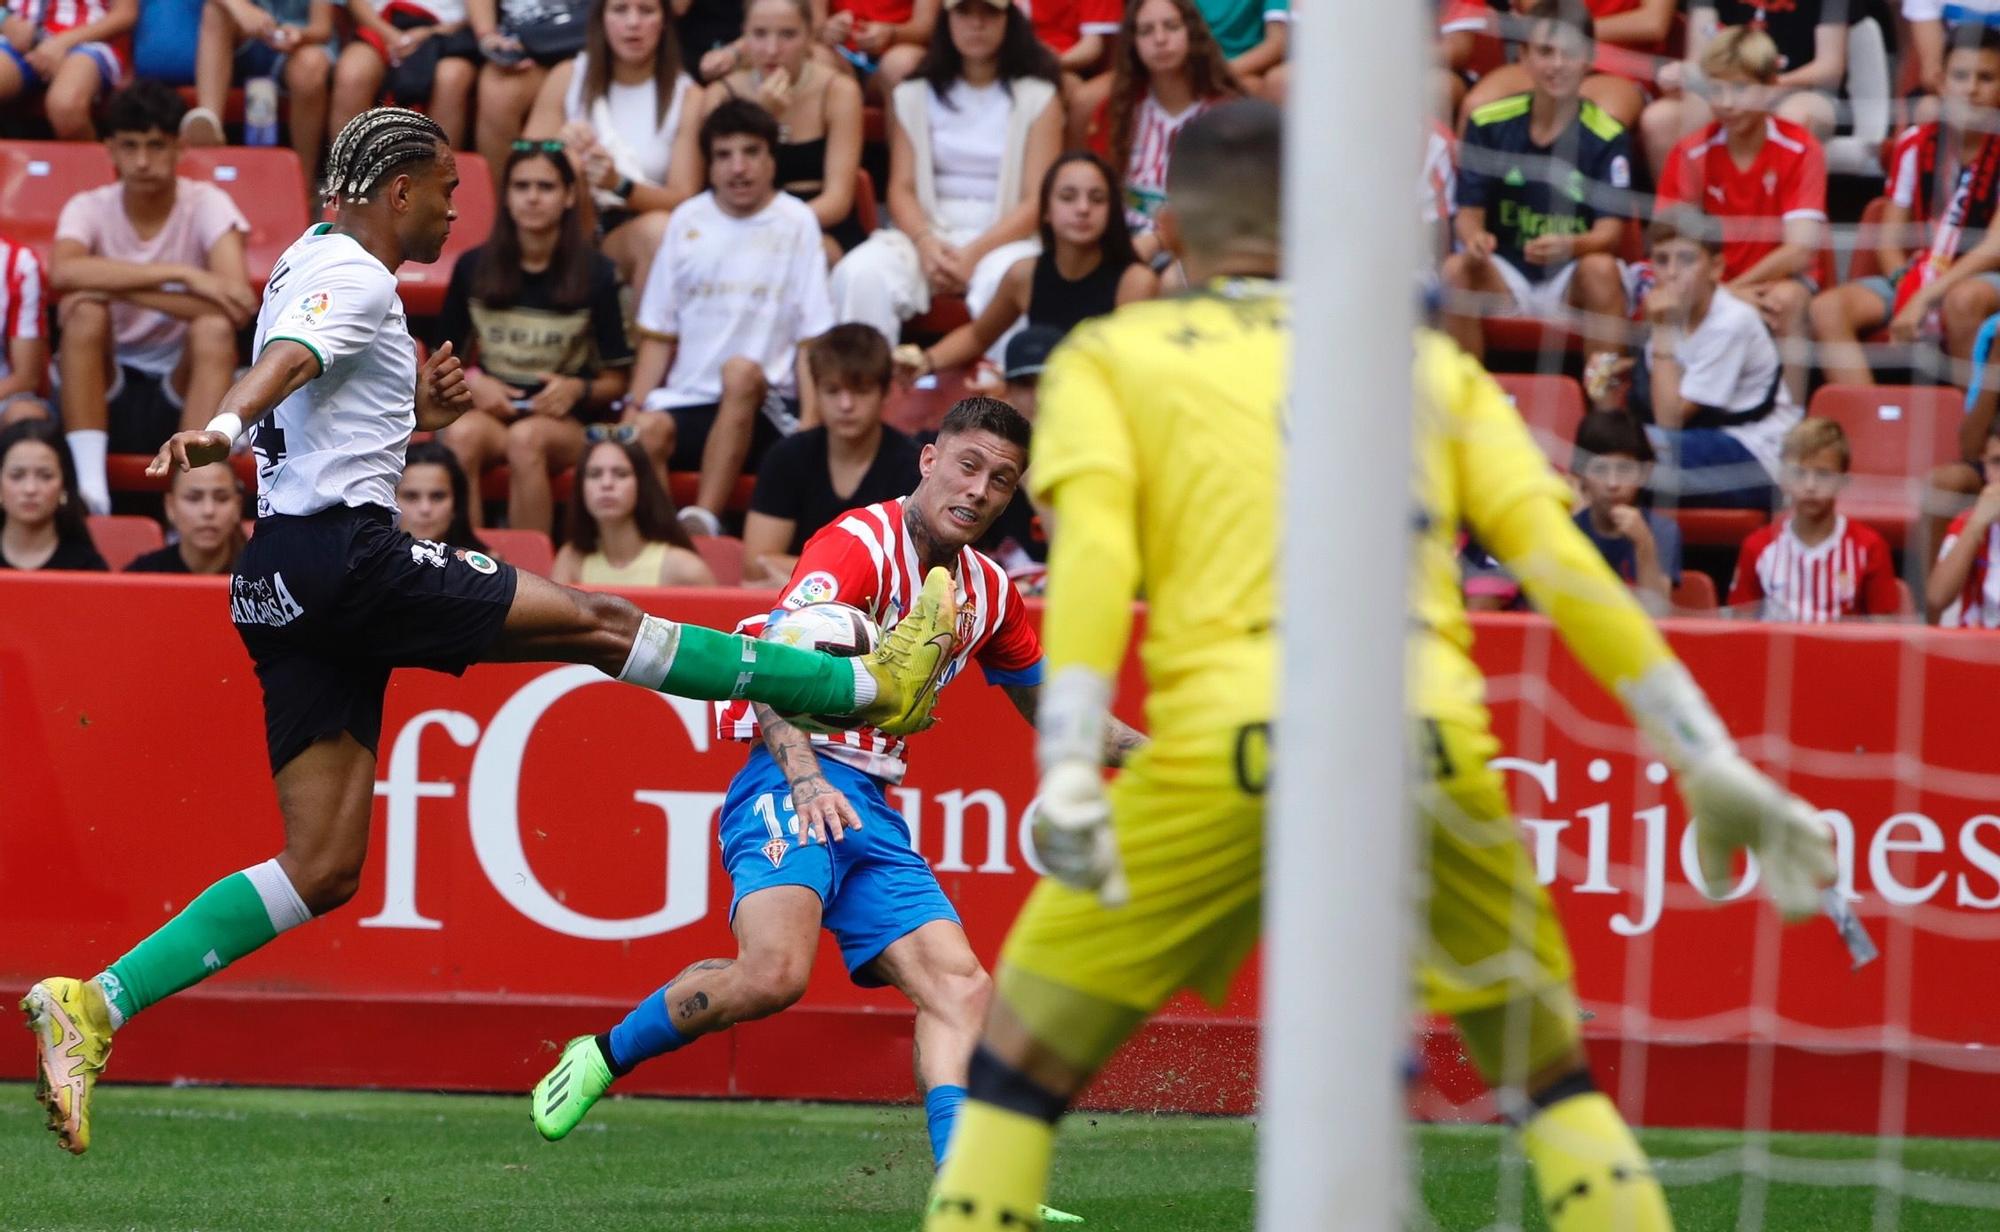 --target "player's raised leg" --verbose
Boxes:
[531,885,824,1140]
[487,563,954,735]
